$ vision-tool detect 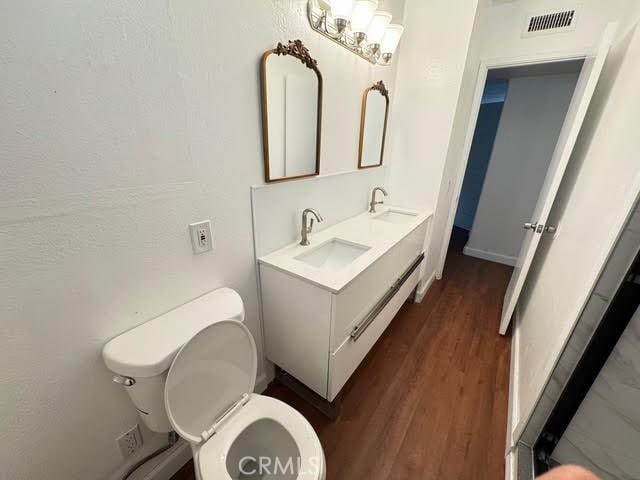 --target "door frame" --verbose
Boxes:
[435,50,590,280]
